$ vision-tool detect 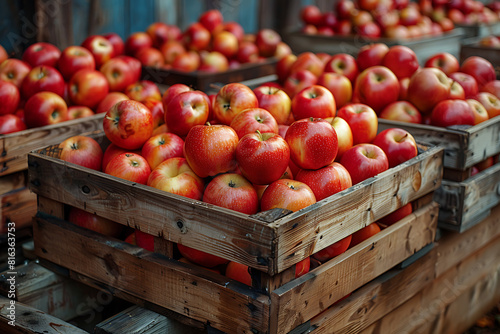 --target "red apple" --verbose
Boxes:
[291,85,336,120]
[124,32,153,56]
[95,92,129,114]
[99,57,135,92]
[22,42,60,68]
[143,98,165,129]
[323,53,359,83]
[141,132,184,170]
[222,21,245,42]
[337,103,378,145]
[312,235,352,263]
[296,162,352,201]
[460,56,496,88]
[372,128,418,168]
[68,207,122,238]
[212,31,239,59]
[0,59,31,88]
[162,83,193,108]
[301,5,323,25]
[67,105,94,120]
[424,52,459,76]
[475,92,500,118]
[160,40,186,65]
[480,80,500,99]
[274,42,292,59]
[336,0,356,20]
[101,143,142,172]
[68,69,109,109]
[377,203,412,228]
[0,114,26,134]
[399,5,423,26]
[353,65,400,113]
[260,179,316,212]
[114,55,141,83]
[103,100,154,150]
[430,99,475,127]
[236,41,260,64]
[356,43,389,72]
[177,243,229,268]
[183,22,211,52]
[225,261,251,286]
[253,85,293,125]
[171,50,201,72]
[203,173,259,215]
[105,152,151,184]
[382,45,419,80]
[449,72,479,99]
[81,35,114,68]
[103,32,125,57]
[125,80,161,103]
[323,116,354,161]
[379,101,422,123]
[183,124,239,178]
[230,108,279,139]
[289,52,324,78]
[147,157,204,200]
[58,135,103,170]
[146,22,173,48]
[449,80,465,100]
[317,72,352,109]
[283,69,318,99]
[21,65,65,99]
[164,90,209,137]
[407,68,452,113]
[340,143,389,185]
[0,81,20,115]
[0,44,7,64]
[356,21,382,38]
[466,98,489,124]
[198,9,223,32]
[349,222,381,247]
[58,46,96,81]
[23,91,67,128]
[336,20,353,35]
[276,54,297,84]
[135,47,165,68]
[198,51,229,73]
[285,118,338,170]
[213,83,258,125]
[236,131,290,185]
[255,29,282,57]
